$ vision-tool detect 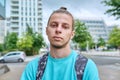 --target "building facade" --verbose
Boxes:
[10,0,42,36]
[79,18,108,42]
[107,25,116,35]
[0,0,6,44]
[0,0,5,19]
